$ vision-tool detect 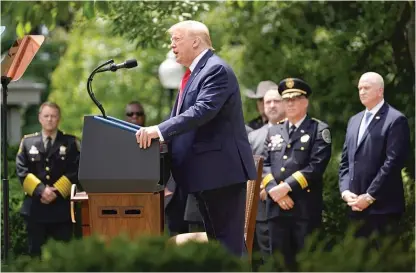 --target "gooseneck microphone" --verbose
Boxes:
[96,59,138,73]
